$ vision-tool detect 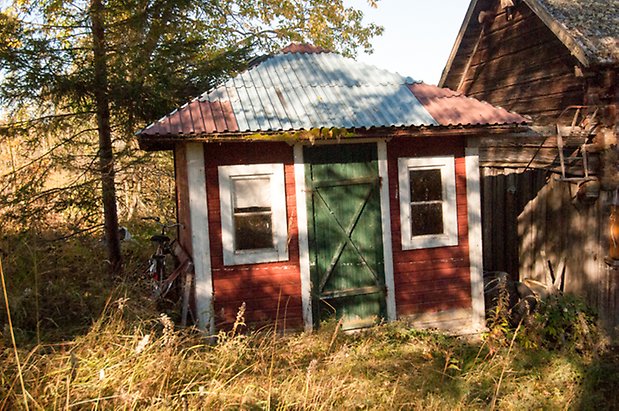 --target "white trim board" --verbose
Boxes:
[293,144,313,331]
[465,146,486,332]
[186,143,215,334]
[377,141,397,321]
